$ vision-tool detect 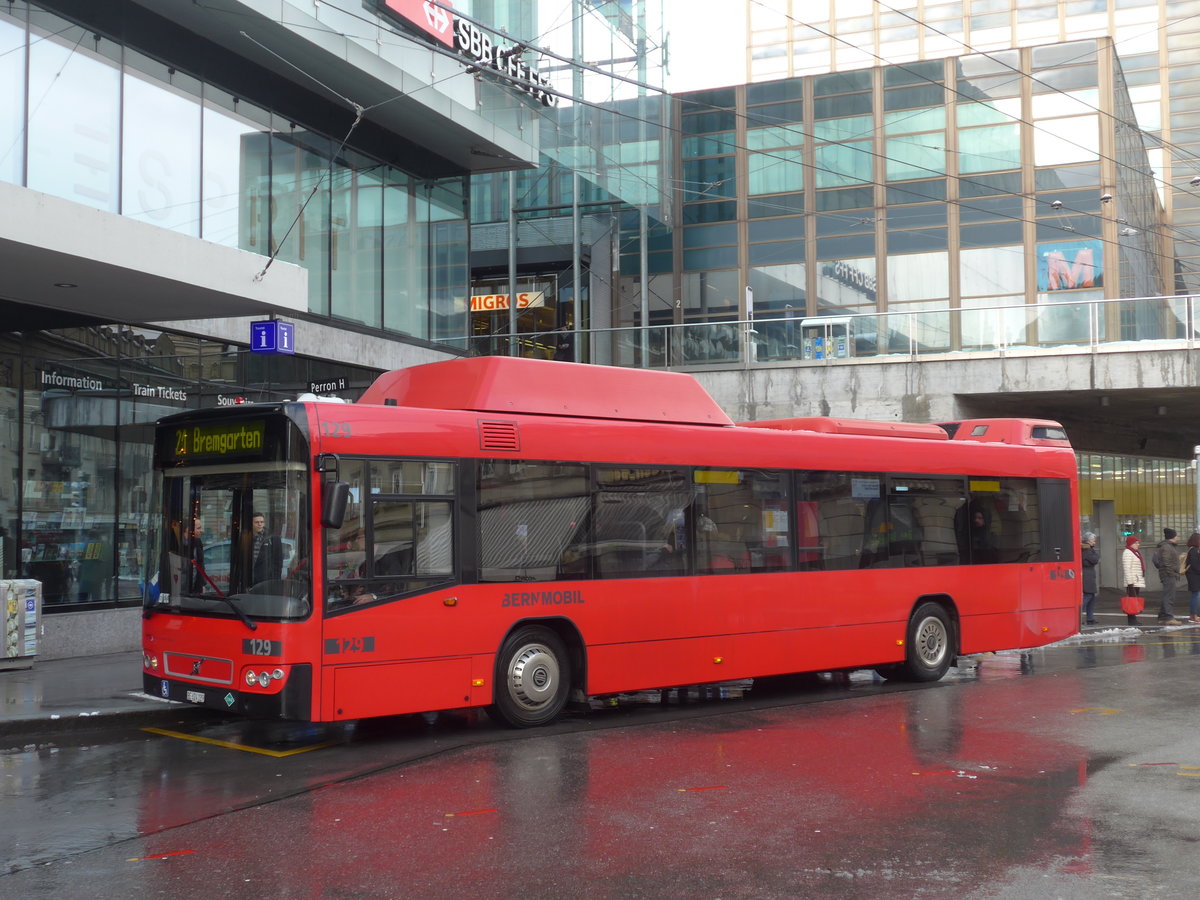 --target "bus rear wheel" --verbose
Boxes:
[887,602,954,683]
[490,625,570,728]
